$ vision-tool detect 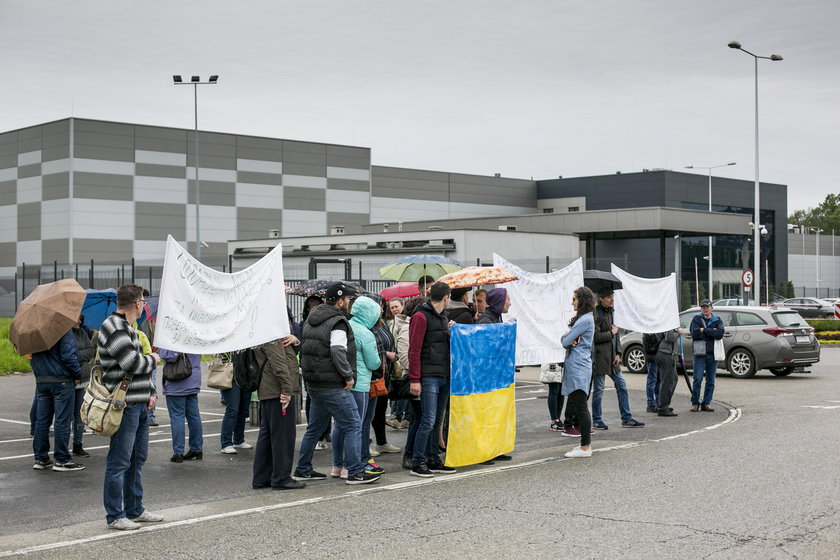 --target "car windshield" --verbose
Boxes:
[773,311,808,327]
